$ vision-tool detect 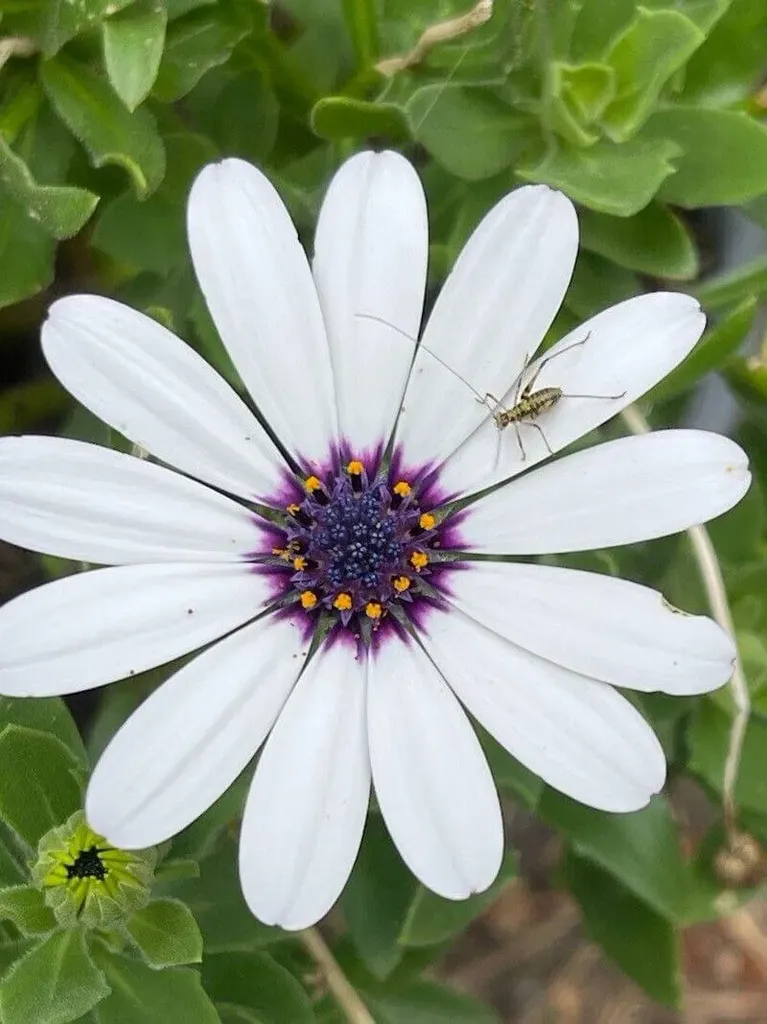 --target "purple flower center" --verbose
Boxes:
[264,459,461,645]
